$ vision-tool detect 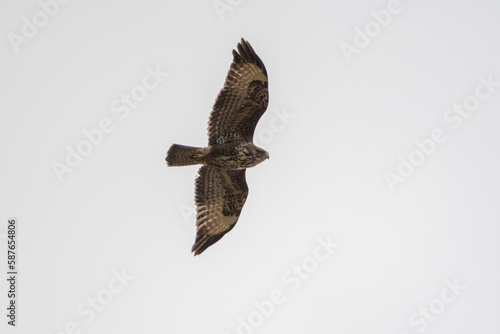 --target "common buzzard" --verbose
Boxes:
[166,39,269,255]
